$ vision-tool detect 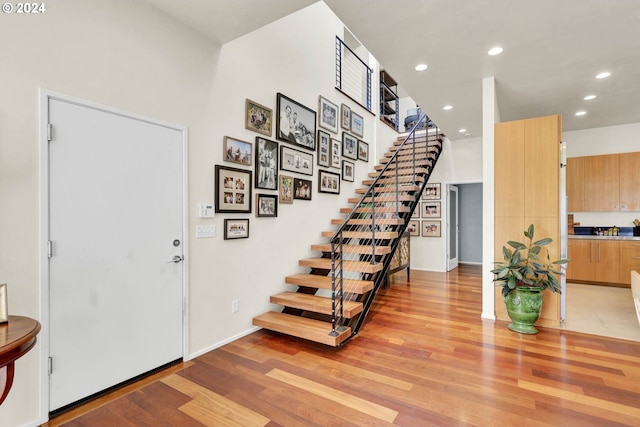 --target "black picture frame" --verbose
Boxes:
[255,136,278,190]
[276,92,316,151]
[224,218,249,240]
[330,138,341,169]
[351,111,364,137]
[341,103,351,131]
[280,145,314,176]
[256,193,278,218]
[293,178,312,200]
[318,170,340,194]
[317,130,331,167]
[215,165,252,213]
[319,96,339,134]
[342,132,358,160]
[342,160,355,182]
[358,140,369,162]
